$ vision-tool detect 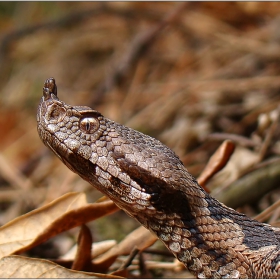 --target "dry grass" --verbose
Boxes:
[1,2,280,278]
